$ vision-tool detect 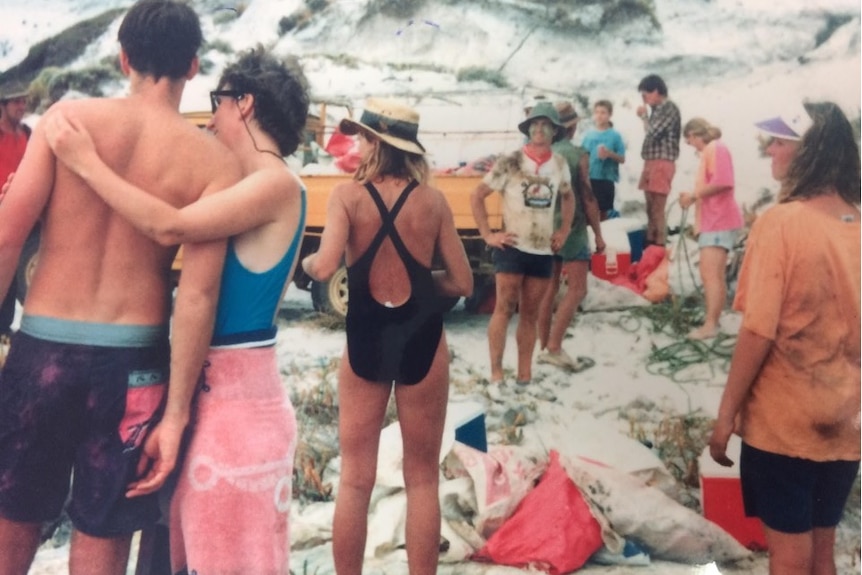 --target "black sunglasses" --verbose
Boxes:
[210,90,248,114]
